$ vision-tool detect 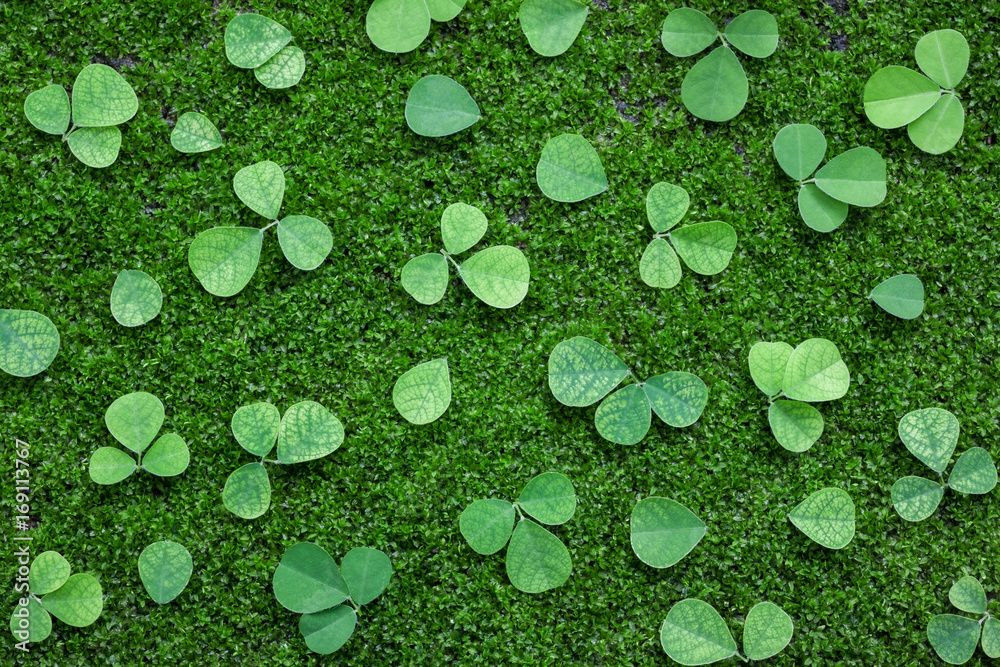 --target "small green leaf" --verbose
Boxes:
[29,552,71,596]
[340,547,392,606]
[393,358,451,425]
[949,576,987,615]
[41,574,103,627]
[646,182,690,233]
[747,342,793,398]
[863,66,941,129]
[898,407,959,473]
[24,85,70,135]
[870,274,925,319]
[142,433,190,477]
[231,402,280,457]
[222,463,271,519]
[781,338,850,402]
[681,45,748,123]
[982,617,1000,659]
[660,598,738,665]
[138,541,193,604]
[639,239,682,289]
[405,75,480,137]
[547,337,627,407]
[254,45,306,89]
[536,134,608,203]
[427,0,467,22]
[89,447,137,485]
[9,597,51,643]
[788,487,856,549]
[299,605,356,655]
[797,183,849,233]
[401,253,449,305]
[459,499,516,555]
[595,384,651,445]
[519,0,589,57]
[643,372,708,428]
[743,602,794,661]
[773,124,826,181]
[277,216,333,271]
[71,64,138,127]
[630,497,706,569]
[890,476,944,522]
[224,14,292,69]
[0,309,60,378]
[927,614,981,665]
[277,401,344,464]
[518,472,576,525]
[948,447,997,495]
[768,400,824,453]
[188,227,263,297]
[441,203,488,254]
[671,221,737,276]
[273,542,349,614]
[505,520,572,594]
[170,112,223,153]
[234,160,285,220]
[915,29,969,89]
[724,10,778,59]
[67,126,122,168]
[459,245,531,309]
[366,0,431,54]
[813,147,887,207]
[660,8,717,57]
[105,391,164,454]
[110,270,162,327]
[907,94,964,155]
